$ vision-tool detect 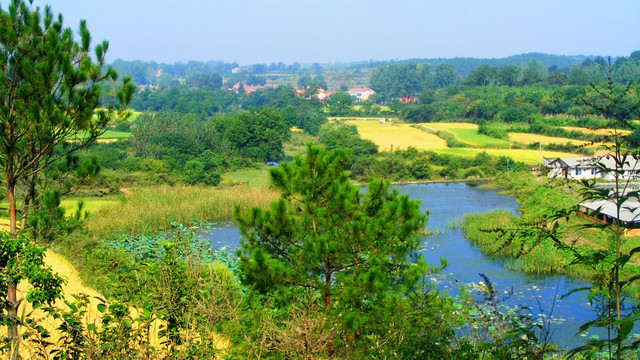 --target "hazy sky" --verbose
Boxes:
[24,0,640,65]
